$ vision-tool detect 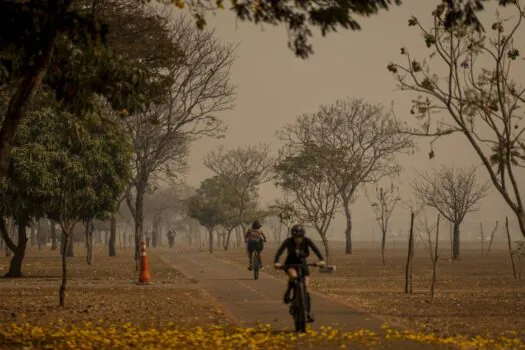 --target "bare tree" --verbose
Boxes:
[275,146,341,260]
[387,1,525,241]
[125,15,236,266]
[412,166,488,260]
[366,183,400,265]
[418,211,440,301]
[277,98,413,255]
[405,211,415,295]
[204,143,273,233]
